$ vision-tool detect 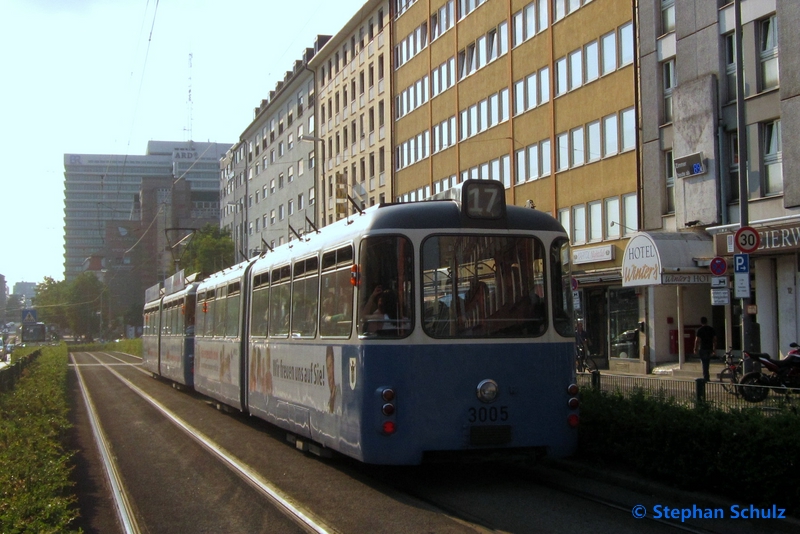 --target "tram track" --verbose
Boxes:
[71,351,333,534]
